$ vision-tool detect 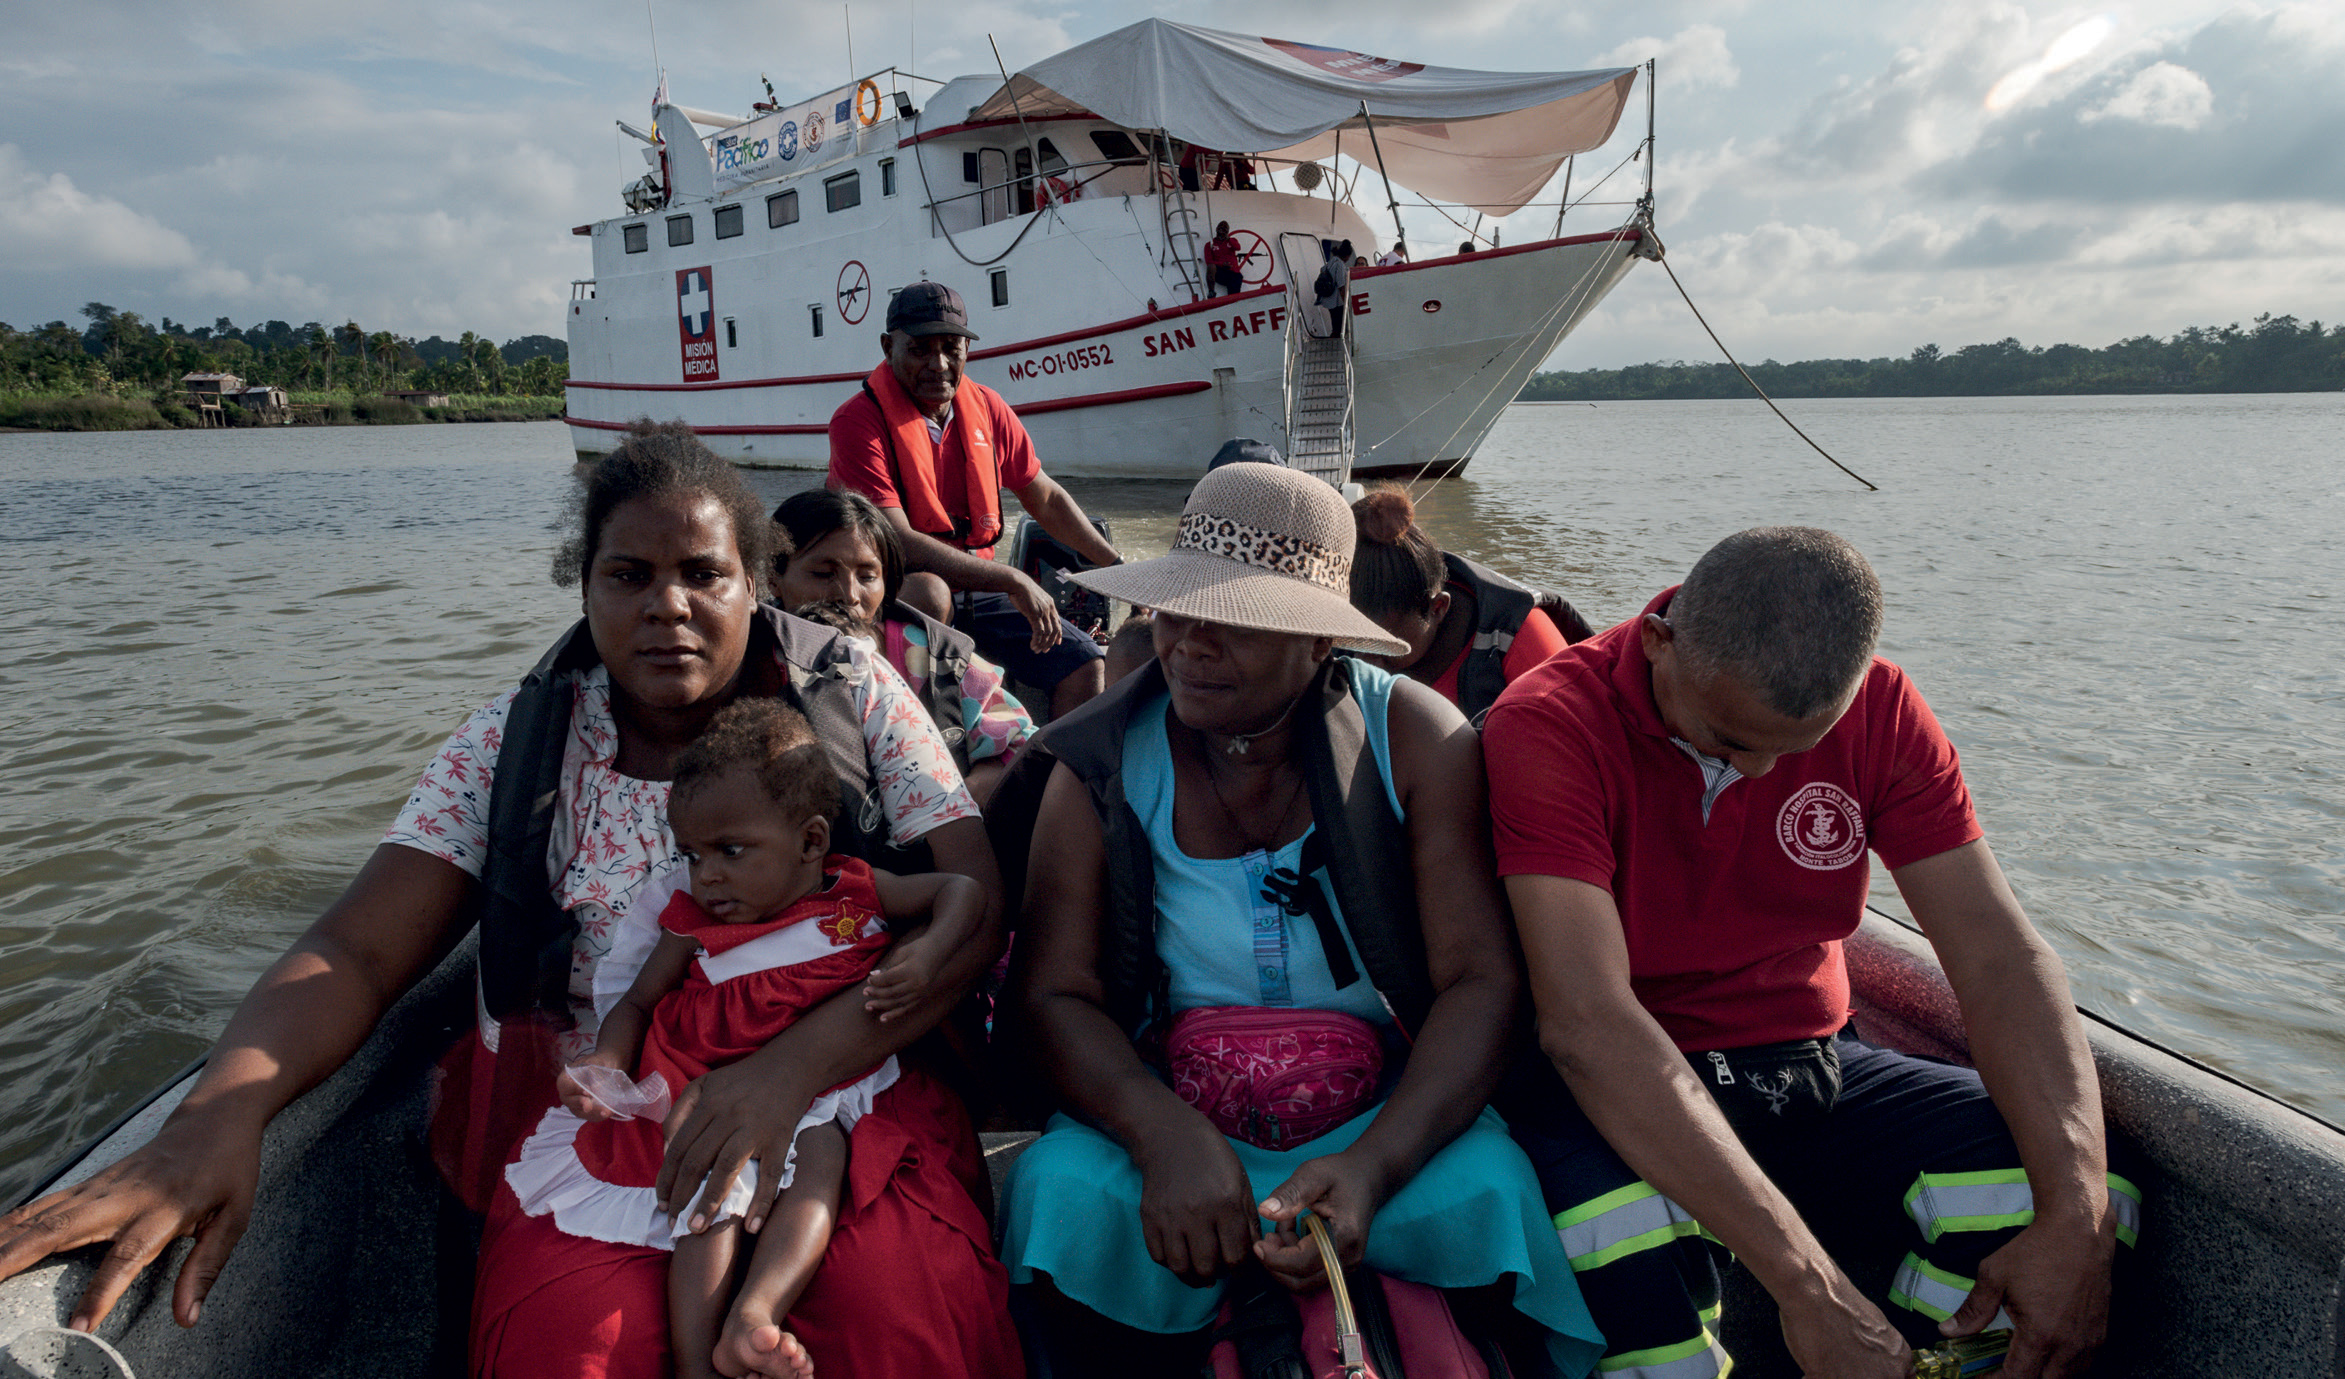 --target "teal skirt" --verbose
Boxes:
[998,1104,1604,1378]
